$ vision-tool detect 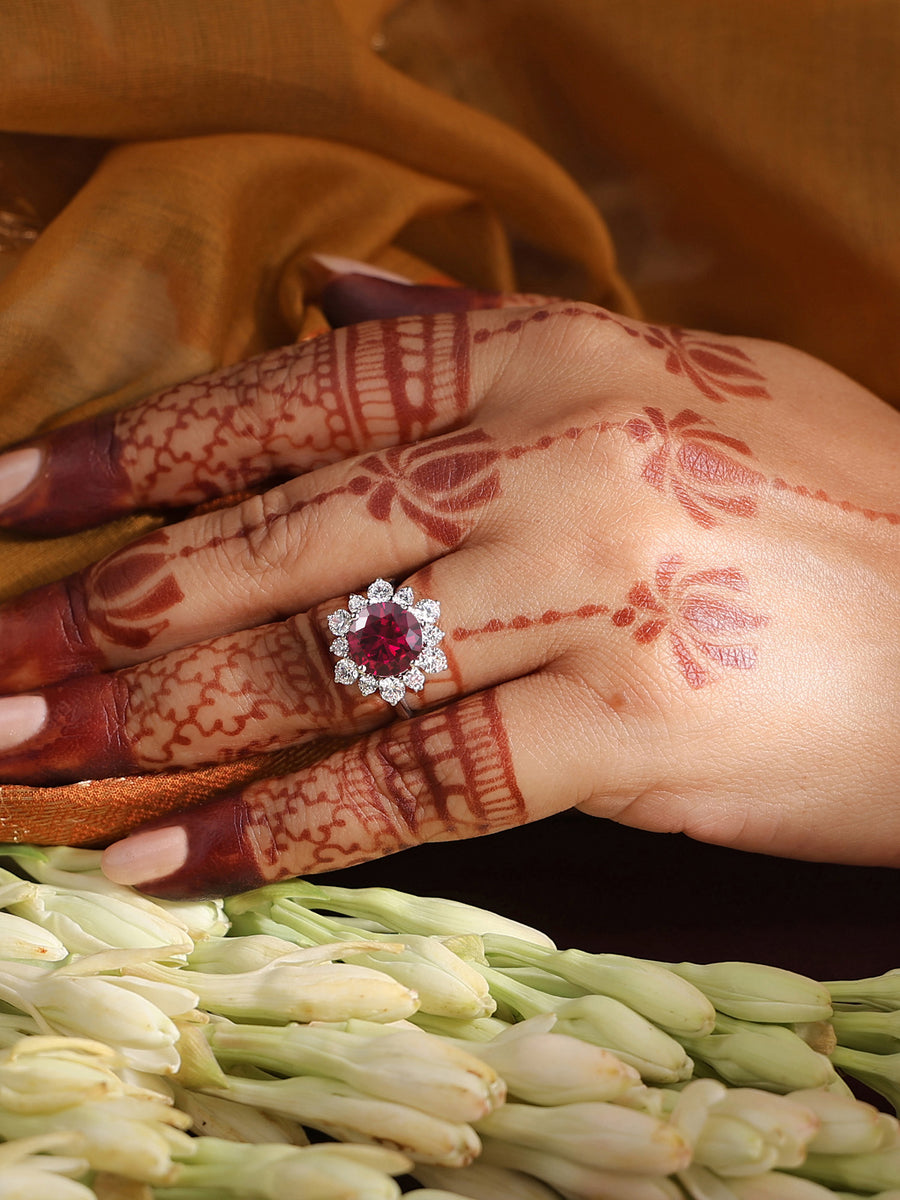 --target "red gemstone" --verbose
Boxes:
[346,602,423,678]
